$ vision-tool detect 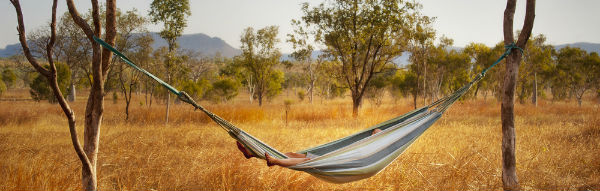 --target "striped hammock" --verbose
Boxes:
[93,36,516,183]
